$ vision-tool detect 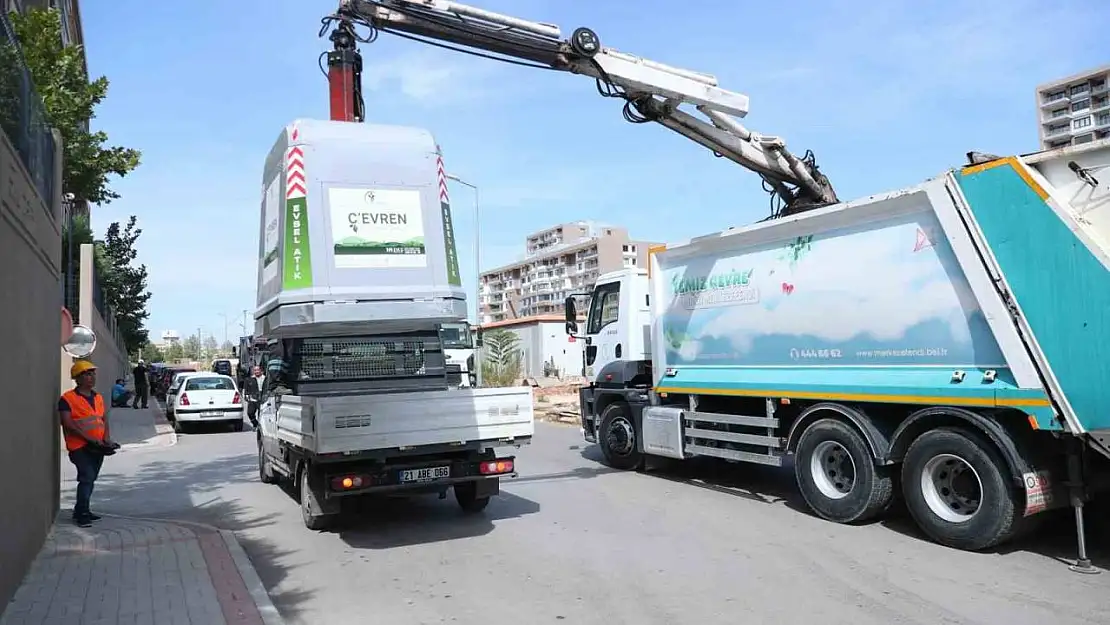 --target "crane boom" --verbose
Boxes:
[328,0,838,215]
